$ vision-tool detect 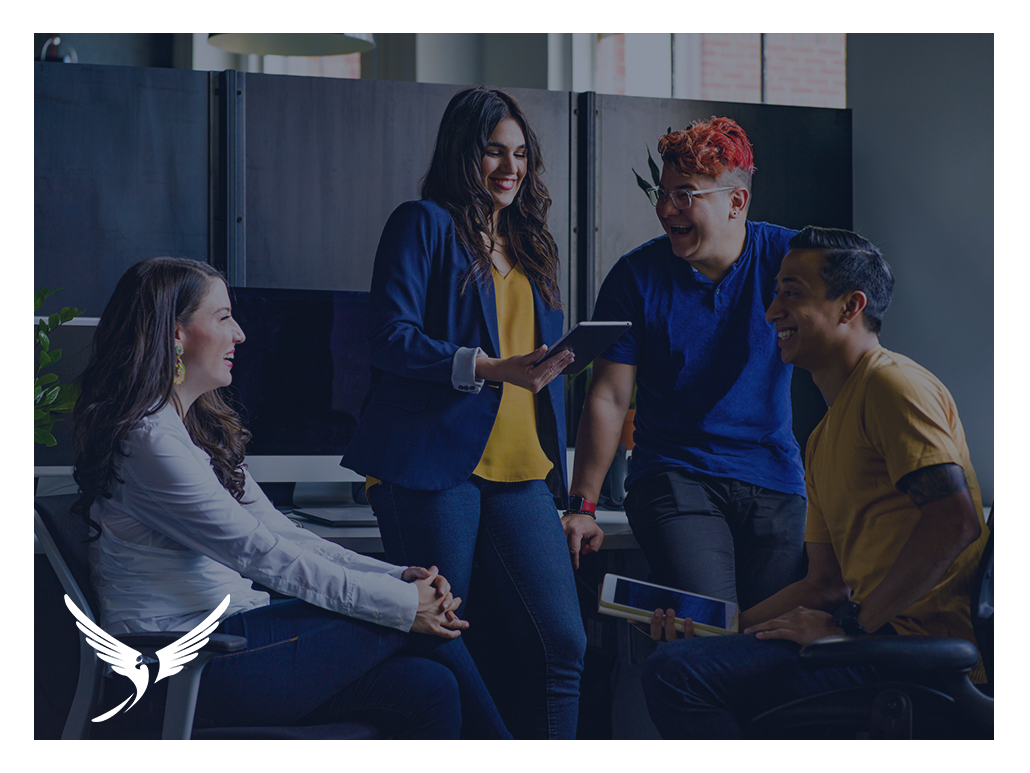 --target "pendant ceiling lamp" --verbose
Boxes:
[207,34,375,57]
